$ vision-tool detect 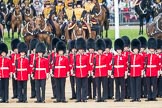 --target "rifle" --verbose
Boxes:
[144,56,148,76]
[128,53,131,74]
[73,51,76,75]
[111,53,115,76]
[52,53,56,76]
[92,55,96,77]
[15,58,18,79]
[33,52,36,78]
